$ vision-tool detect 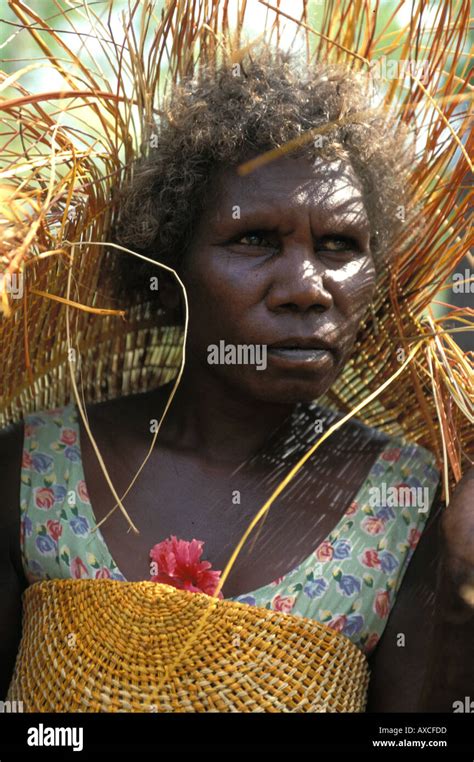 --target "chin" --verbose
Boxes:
[223,368,341,406]
[253,380,334,405]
